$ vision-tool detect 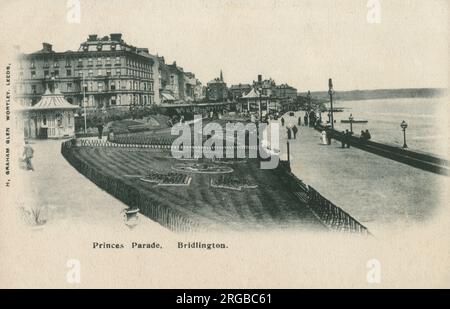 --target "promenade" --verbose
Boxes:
[278,112,448,235]
[15,139,172,235]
